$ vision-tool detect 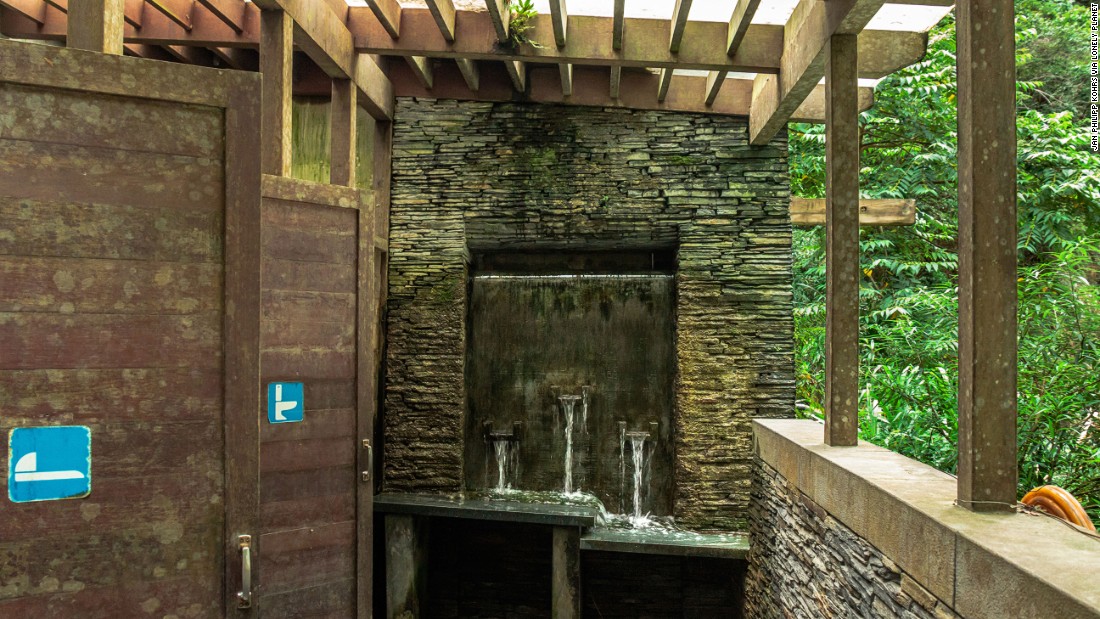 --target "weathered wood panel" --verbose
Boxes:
[258,178,363,617]
[0,40,261,618]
